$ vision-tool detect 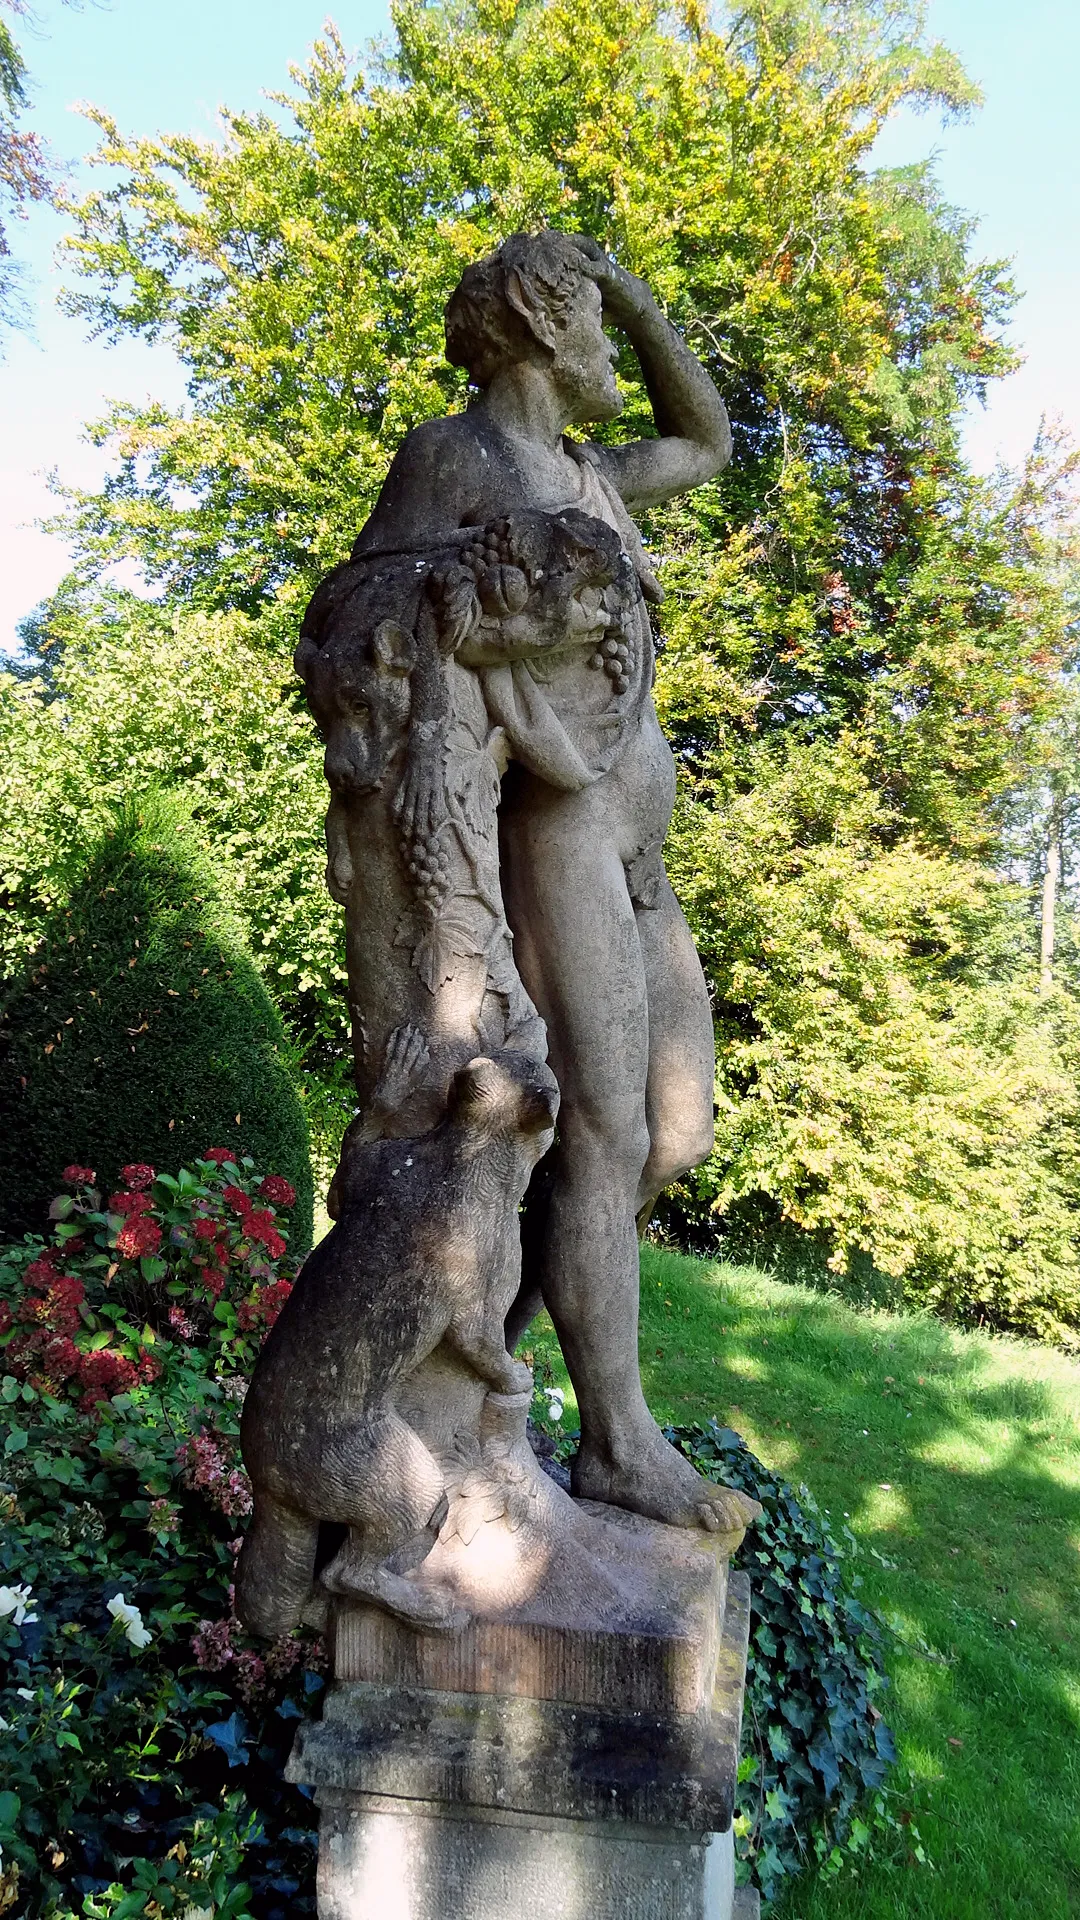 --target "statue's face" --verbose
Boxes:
[550,278,623,424]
